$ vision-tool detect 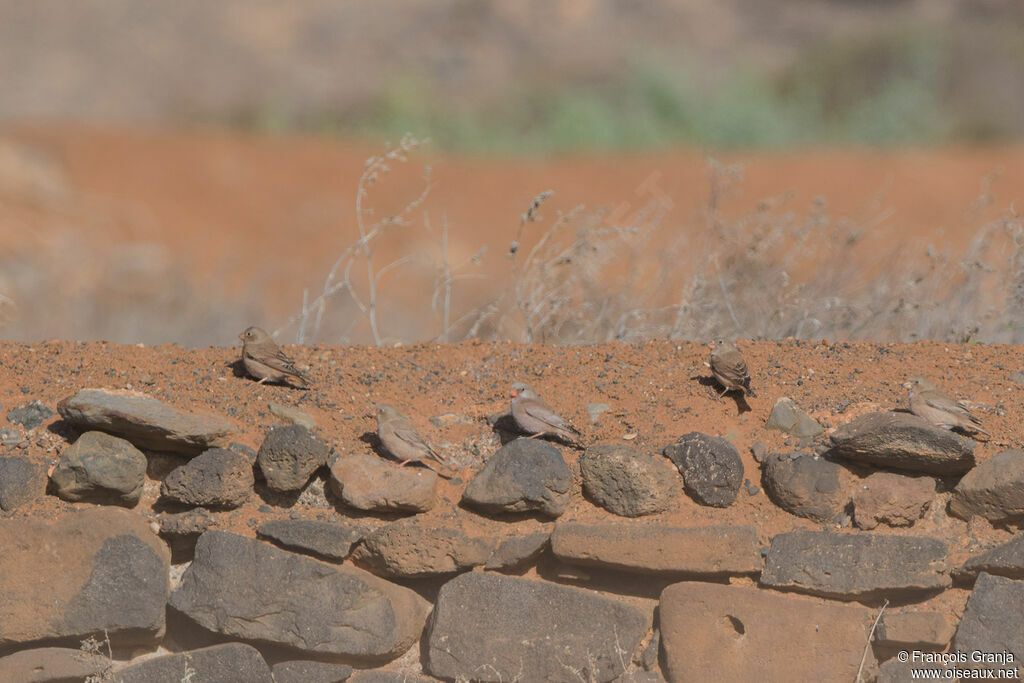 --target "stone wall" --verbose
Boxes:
[0,340,1023,681]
